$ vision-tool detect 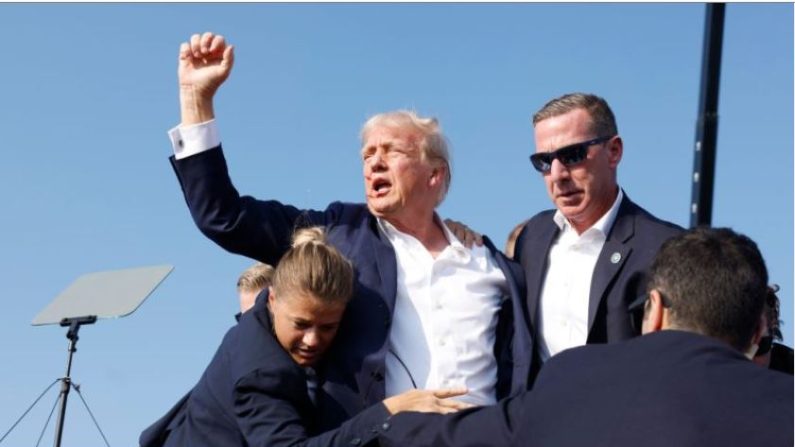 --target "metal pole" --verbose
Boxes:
[52,339,76,447]
[690,3,726,228]
[52,316,96,447]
